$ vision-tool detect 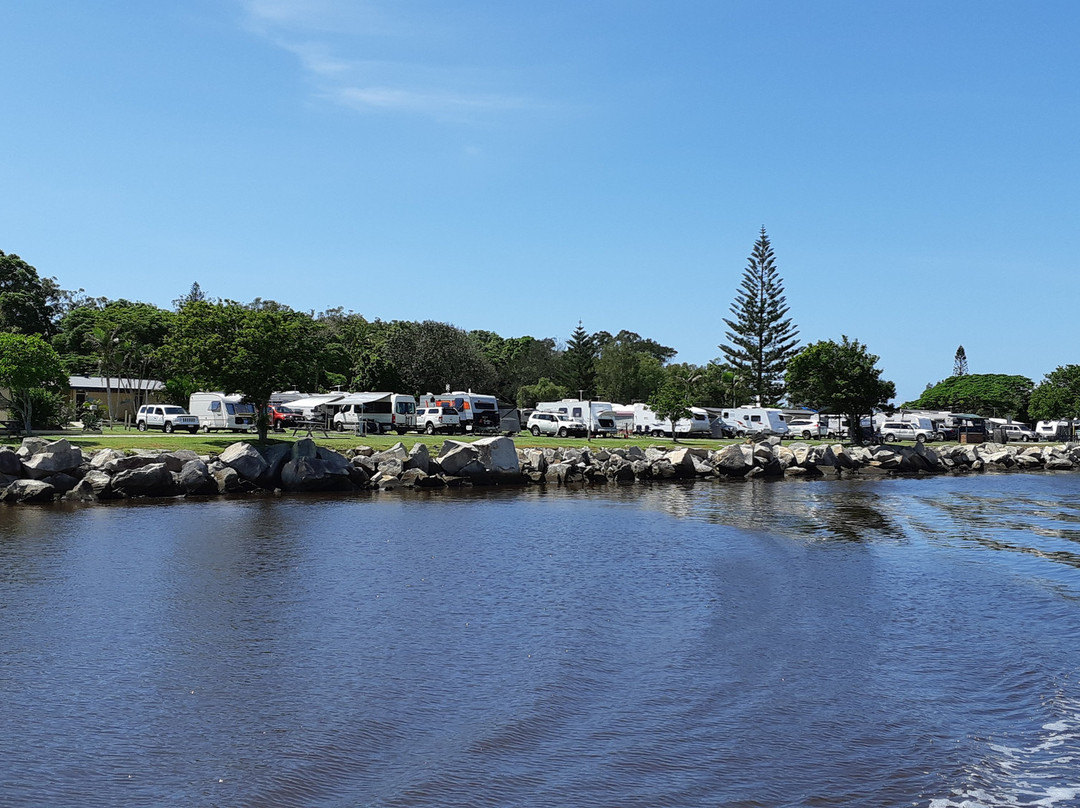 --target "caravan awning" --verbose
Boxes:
[287,394,348,411]
[335,392,393,407]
